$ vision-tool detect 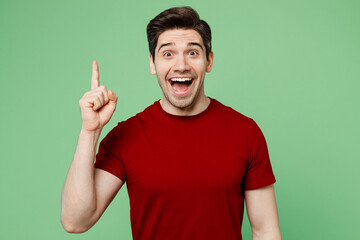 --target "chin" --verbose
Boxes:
[168,95,195,109]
